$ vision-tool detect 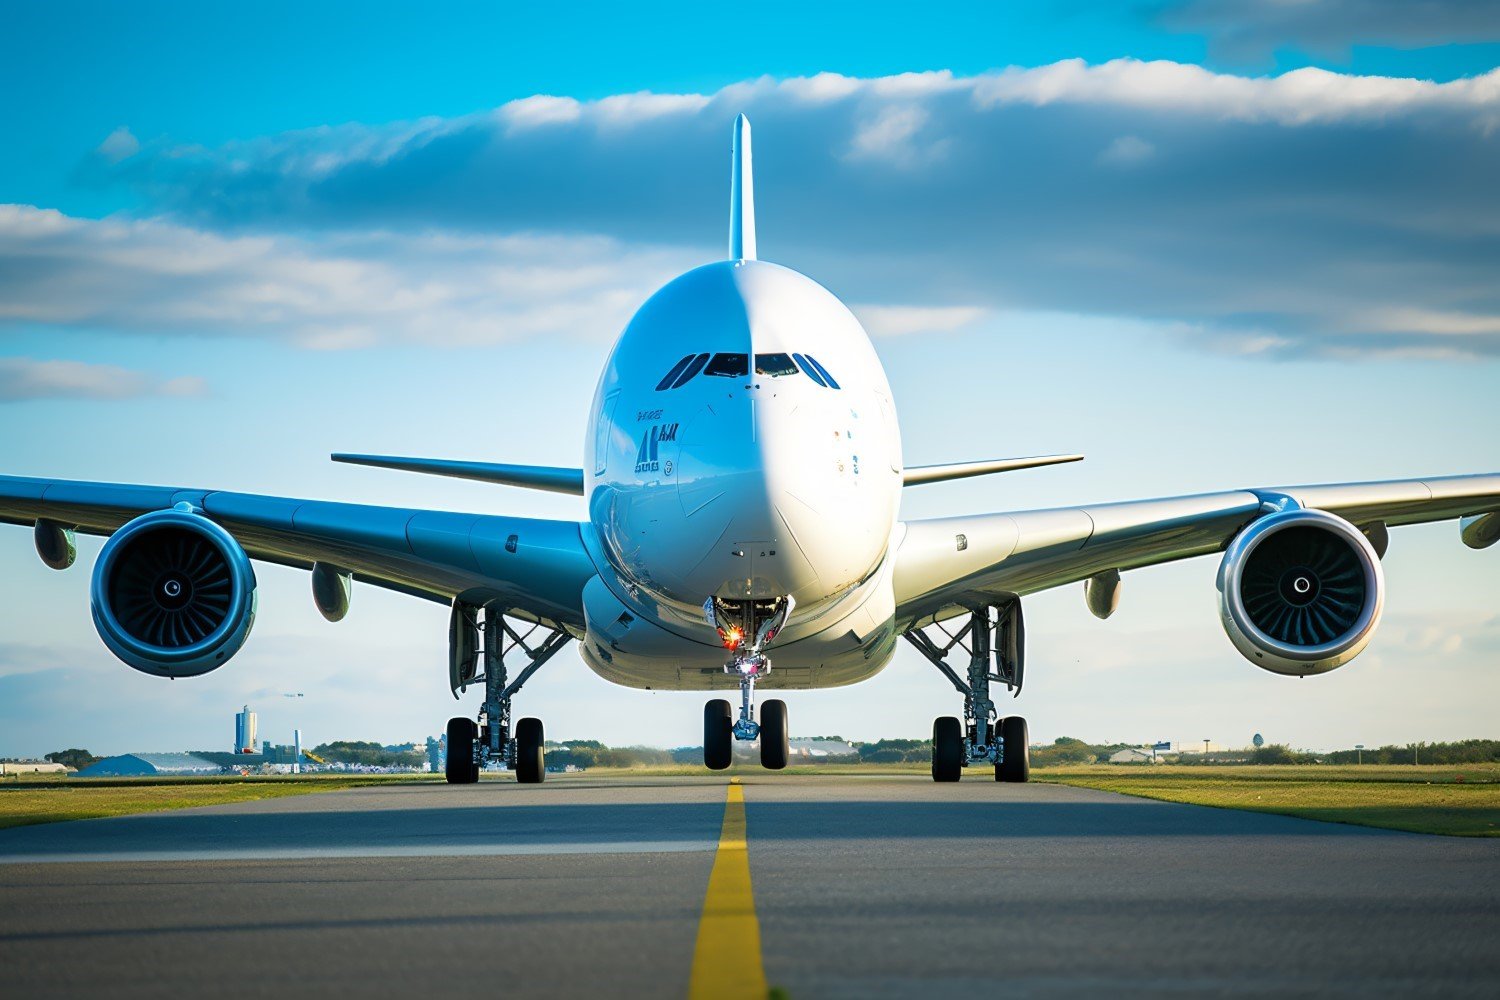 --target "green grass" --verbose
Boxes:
[8,763,1499,838]
[0,773,436,830]
[1035,764,1500,837]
